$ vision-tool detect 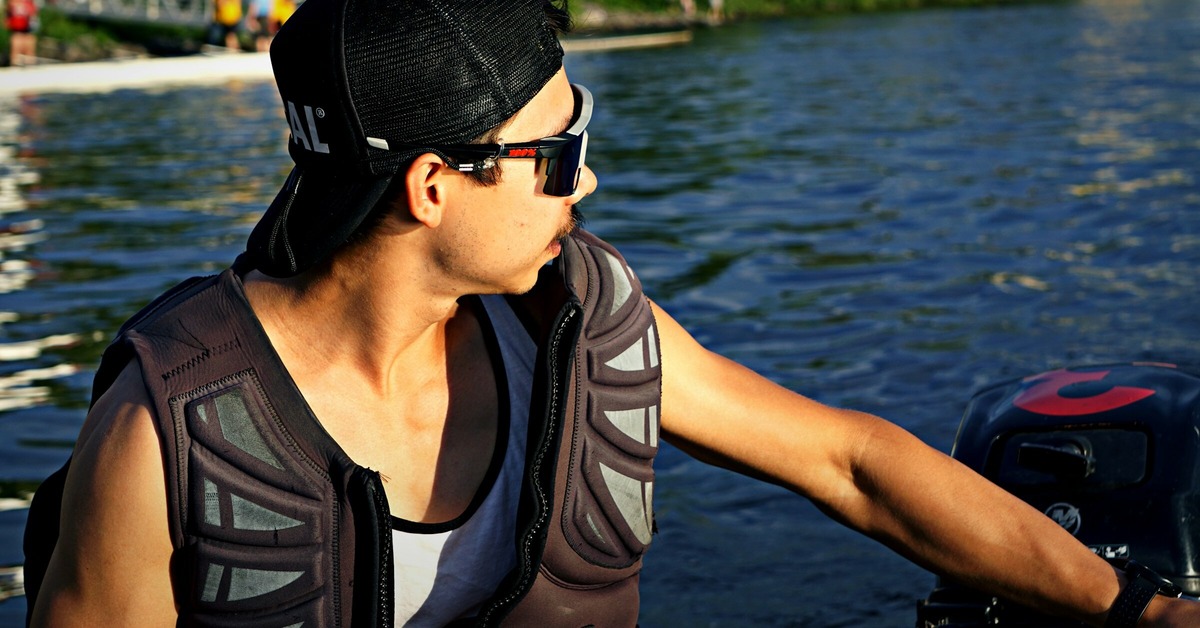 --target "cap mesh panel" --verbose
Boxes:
[344,0,563,154]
